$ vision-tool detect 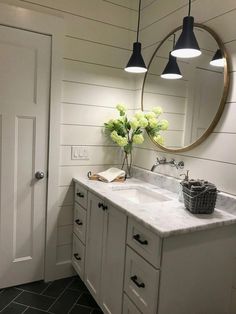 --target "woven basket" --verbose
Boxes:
[182,184,217,214]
